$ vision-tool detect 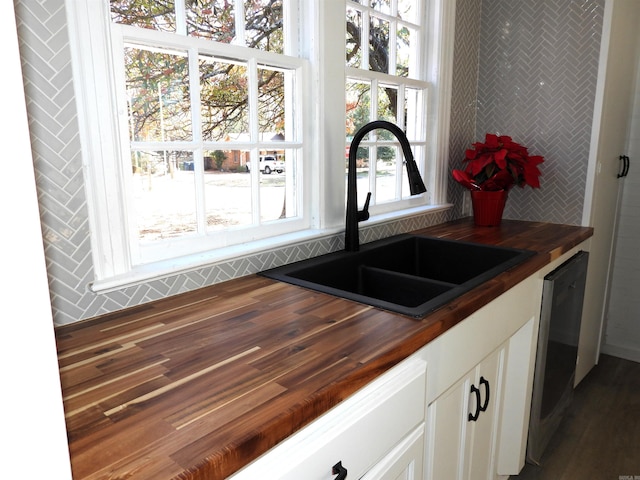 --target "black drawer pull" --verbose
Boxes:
[479,376,490,413]
[332,461,348,480]
[468,383,481,421]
